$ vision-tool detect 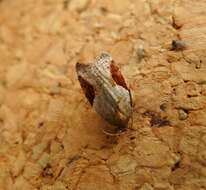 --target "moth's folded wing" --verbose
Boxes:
[110,62,129,90]
[95,53,129,91]
[76,63,95,105]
